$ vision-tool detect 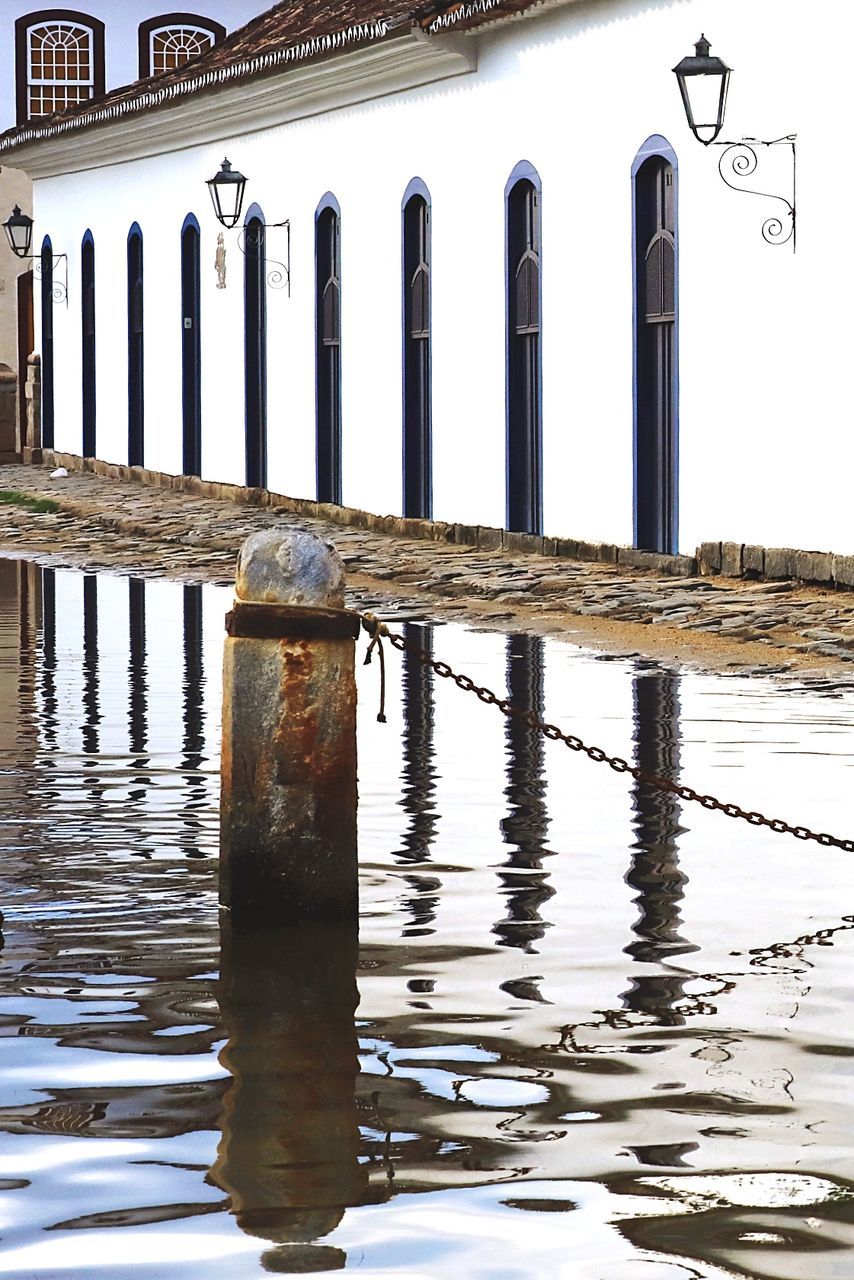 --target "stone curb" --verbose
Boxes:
[35,450,853,590]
